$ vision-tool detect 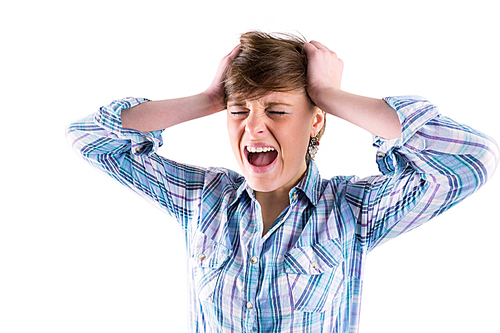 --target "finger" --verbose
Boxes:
[303,41,318,55]
[219,45,240,72]
[227,44,241,59]
[308,40,327,50]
